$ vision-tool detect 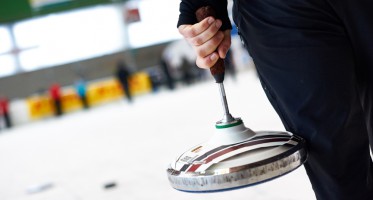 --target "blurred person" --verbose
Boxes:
[0,112,2,130]
[0,96,12,128]
[177,1,373,200]
[180,57,193,85]
[180,56,206,85]
[75,77,89,109]
[49,83,63,117]
[115,60,133,102]
[160,58,175,90]
[147,67,163,93]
